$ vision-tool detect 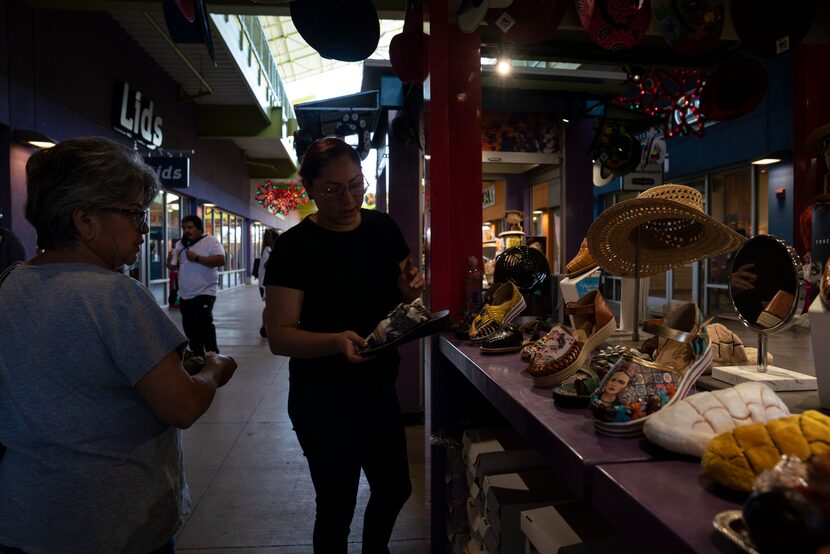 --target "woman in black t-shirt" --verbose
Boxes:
[263,137,424,554]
